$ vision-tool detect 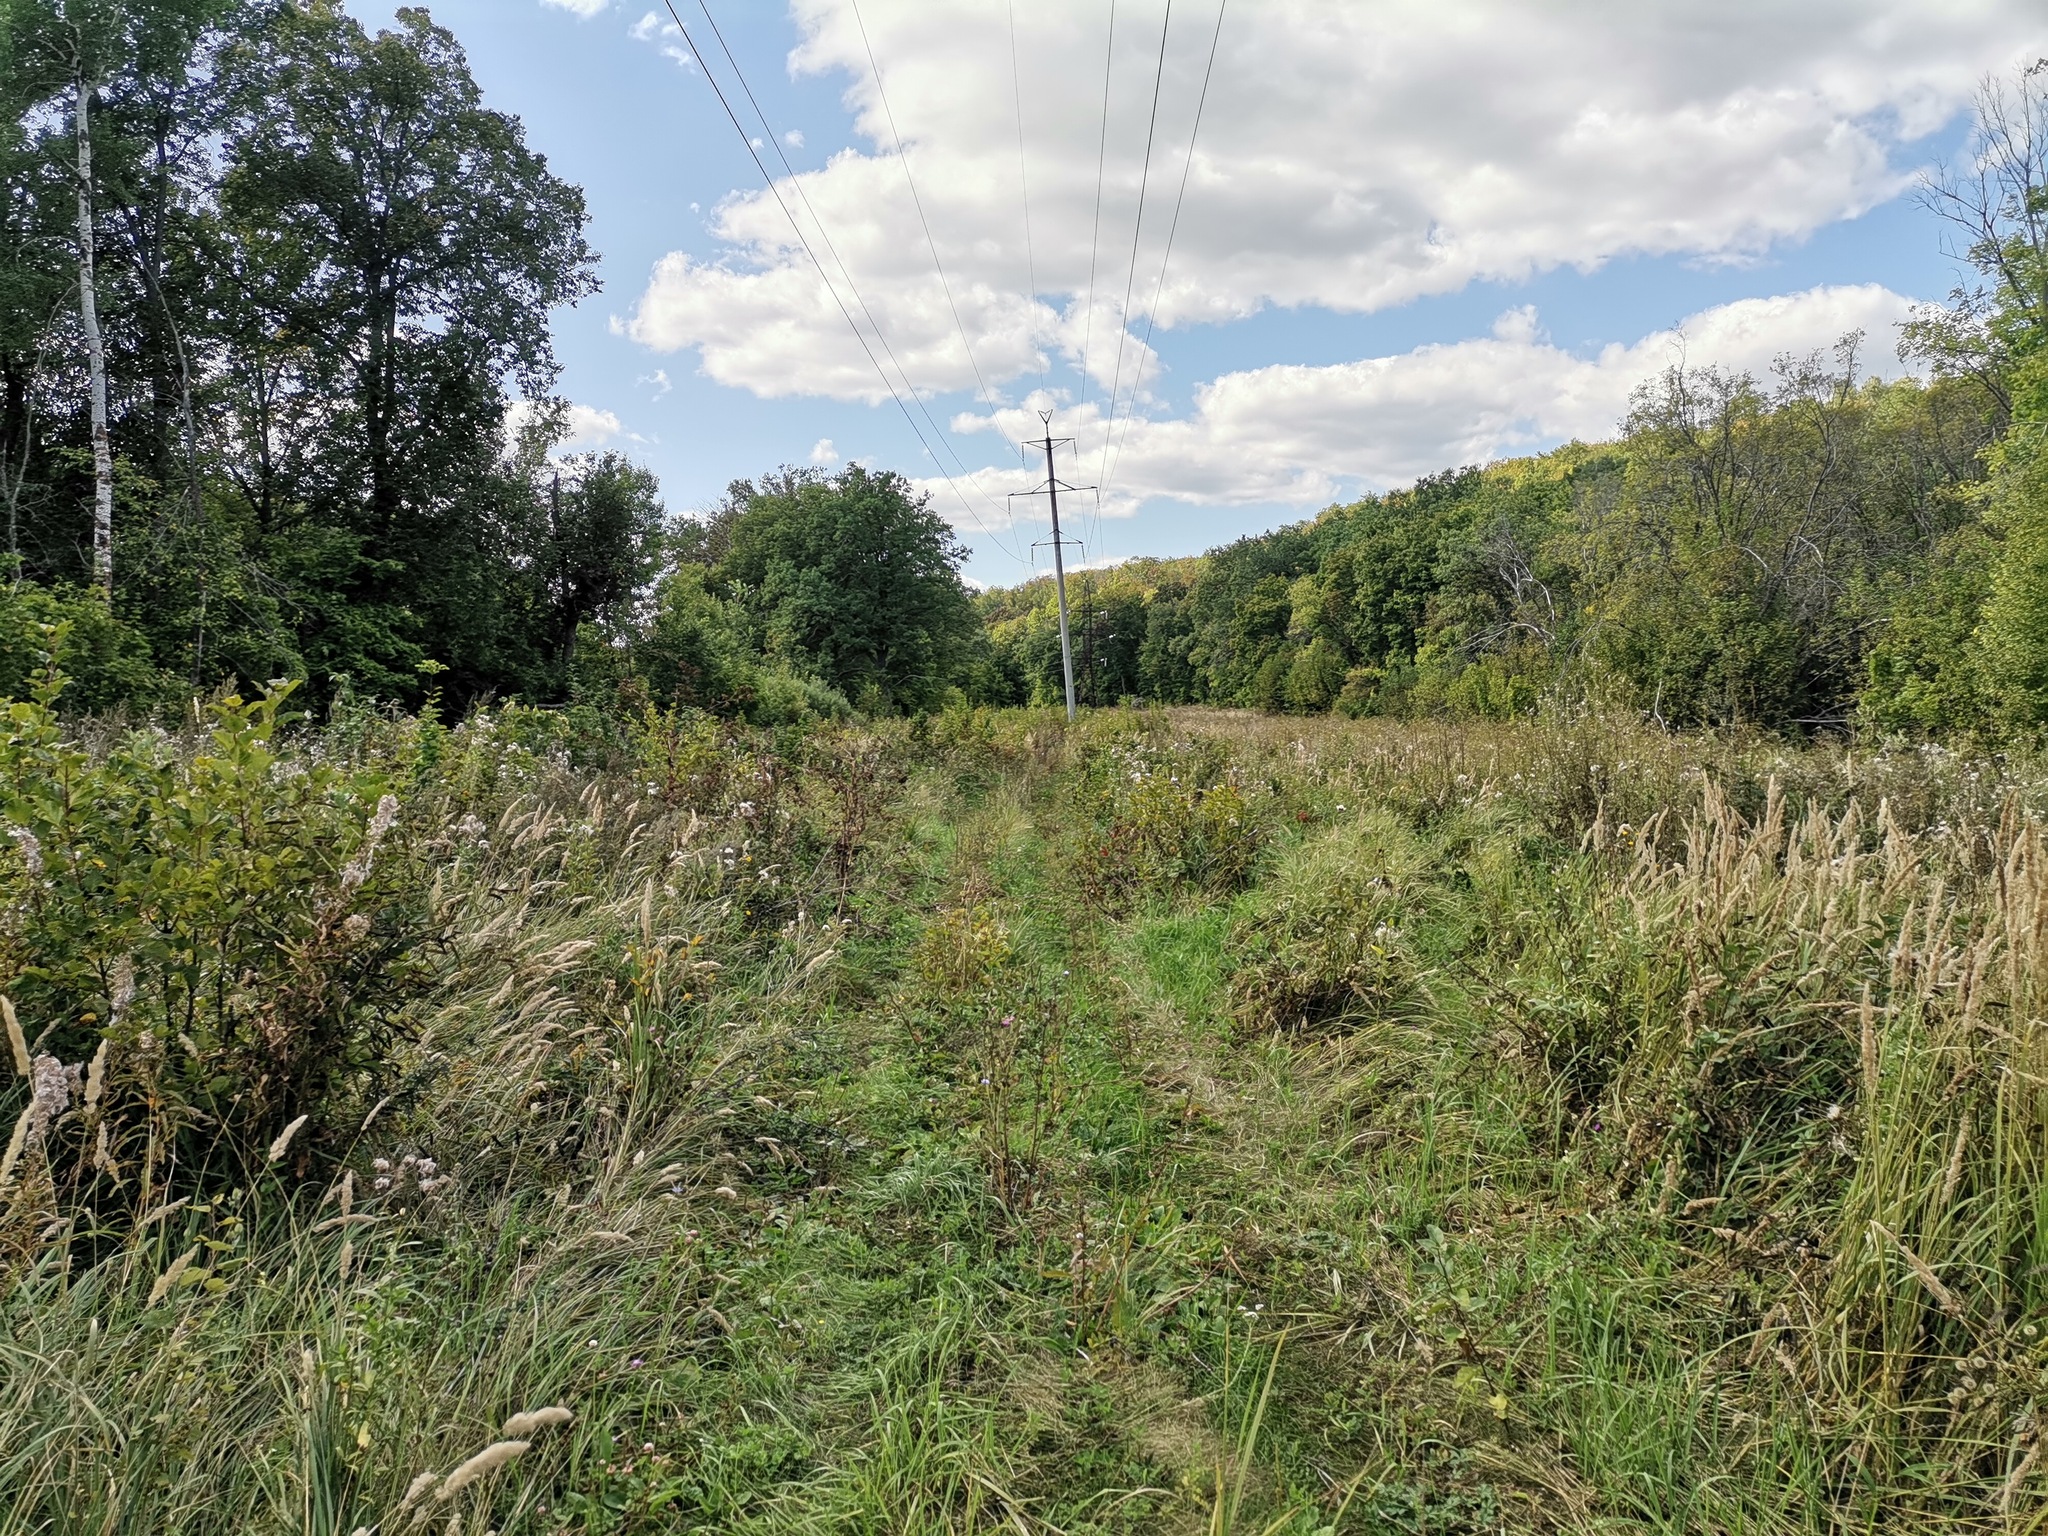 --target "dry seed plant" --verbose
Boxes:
[4,686,2048,1533]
